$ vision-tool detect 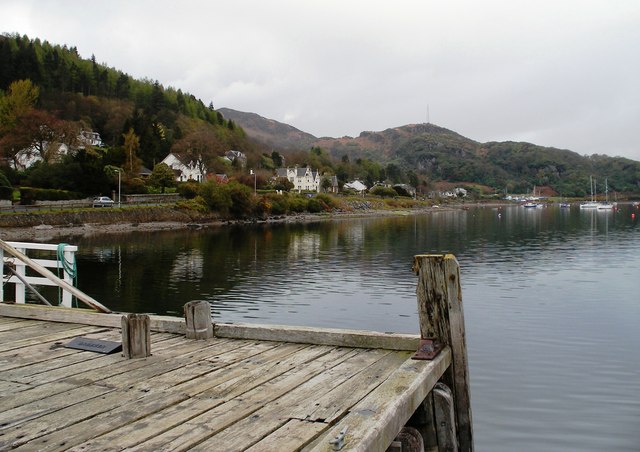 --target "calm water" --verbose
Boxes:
[65,205,639,451]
